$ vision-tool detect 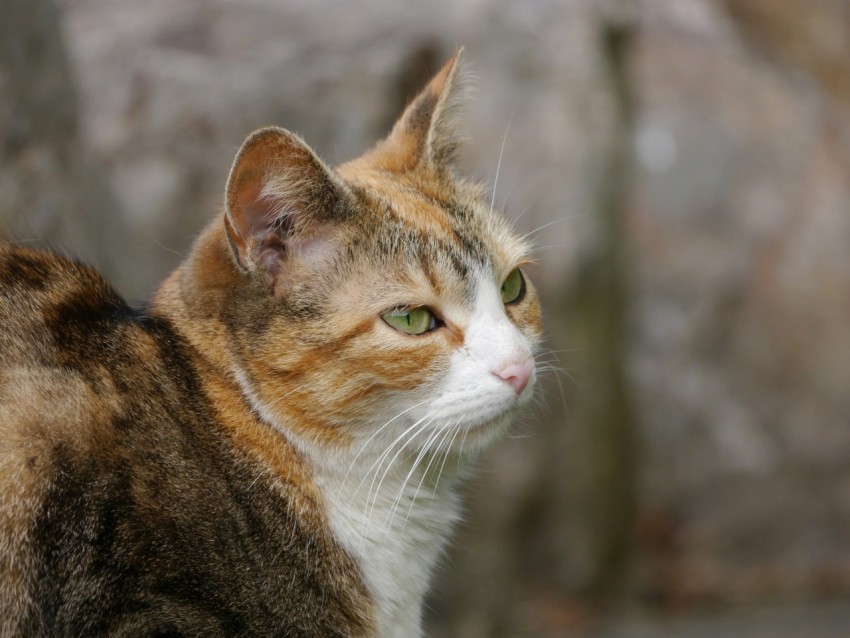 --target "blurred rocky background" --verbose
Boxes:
[2,0,849,635]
